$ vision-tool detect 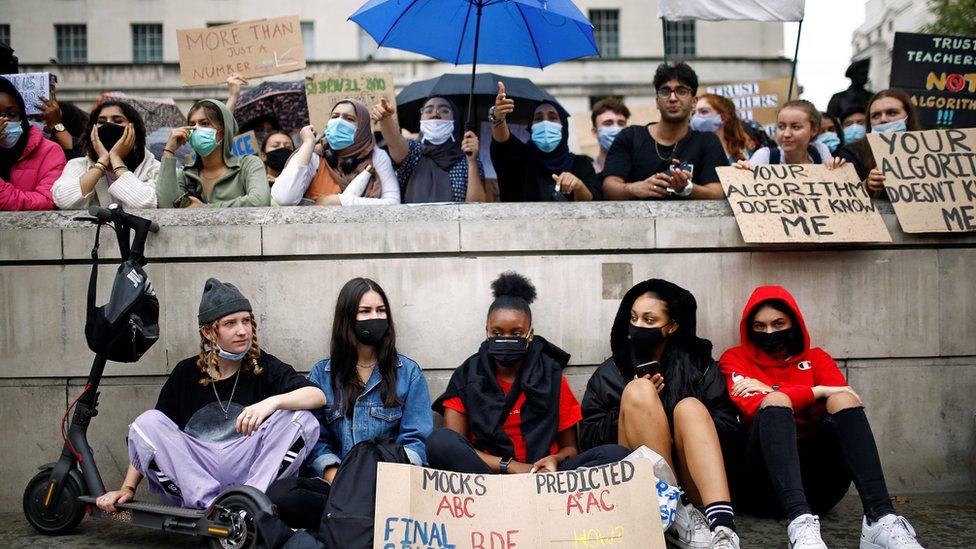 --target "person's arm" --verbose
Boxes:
[156,127,192,208]
[51,158,98,210]
[38,95,73,151]
[490,82,515,144]
[462,131,486,202]
[599,128,665,201]
[236,384,326,436]
[533,428,579,473]
[371,99,409,164]
[718,352,770,422]
[96,462,144,512]
[396,367,434,466]
[339,149,401,206]
[305,364,341,481]
[0,140,63,211]
[443,408,533,474]
[212,156,271,207]
[271,129,317,206]
[578,372,619,451]
[676,133,727,199]
[224,73,247,111]
[108,156,159,209]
